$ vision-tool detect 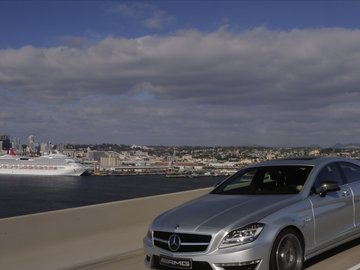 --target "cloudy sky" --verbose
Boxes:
[1,1,360,146]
